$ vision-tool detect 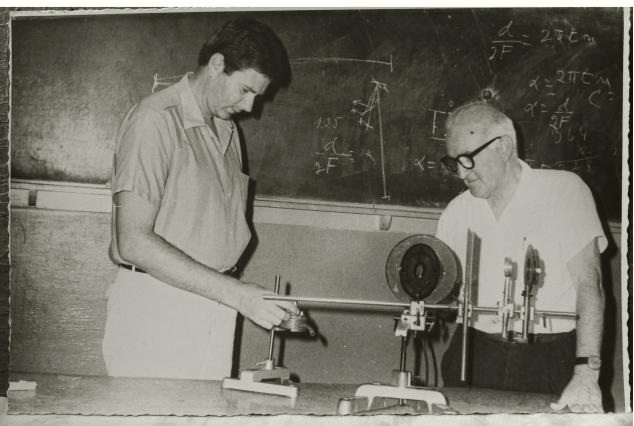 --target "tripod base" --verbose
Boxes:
[222,365,298,398]
[337,370,454,415]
